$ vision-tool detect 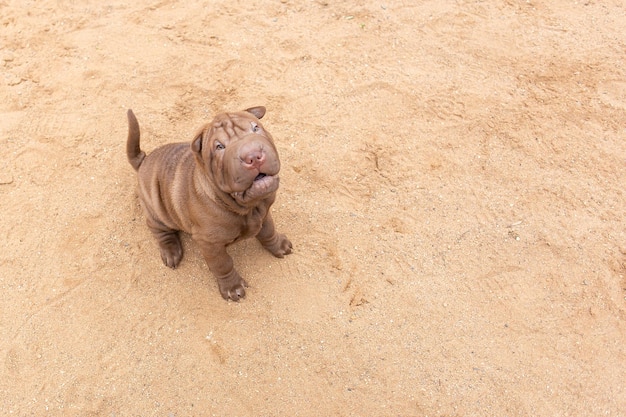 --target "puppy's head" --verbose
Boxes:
[191,106,281,206]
